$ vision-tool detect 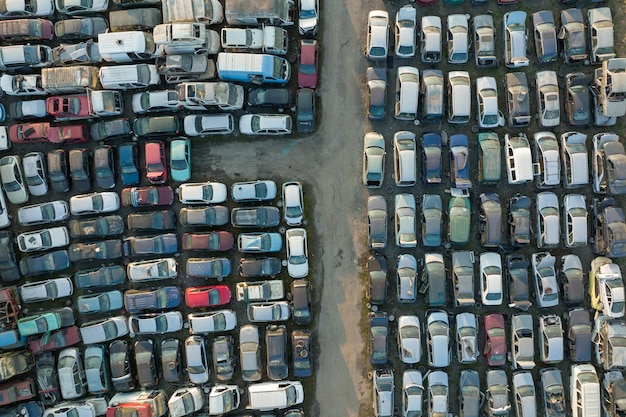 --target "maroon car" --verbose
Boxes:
[121,186,174,207]
[46,94,91,120]
[47,125,89,144]
[185,285,232,308]
[483,313,506,366]
[9,122,50,144]
[28,326,81,355]
[0,378,36,405]
[182,232,234,251]
[298,39,318,89]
